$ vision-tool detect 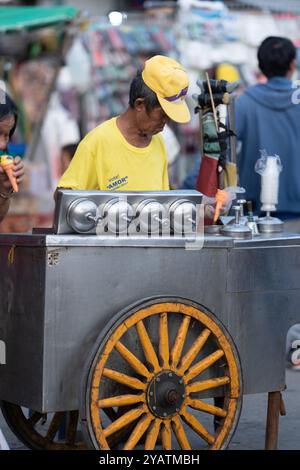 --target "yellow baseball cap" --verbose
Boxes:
[142,55,190,124]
